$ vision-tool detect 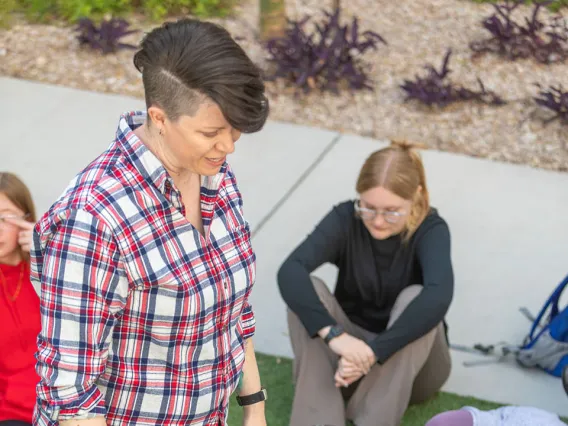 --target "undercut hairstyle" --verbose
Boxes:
[133,18,269,133]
